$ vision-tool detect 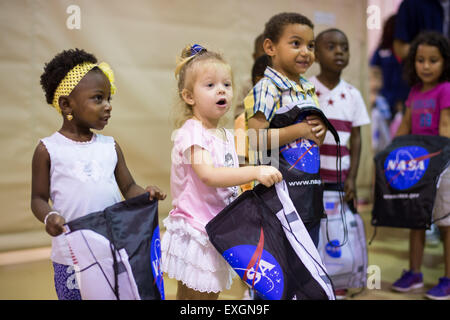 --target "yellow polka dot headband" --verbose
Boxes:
[52,62,116,113]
